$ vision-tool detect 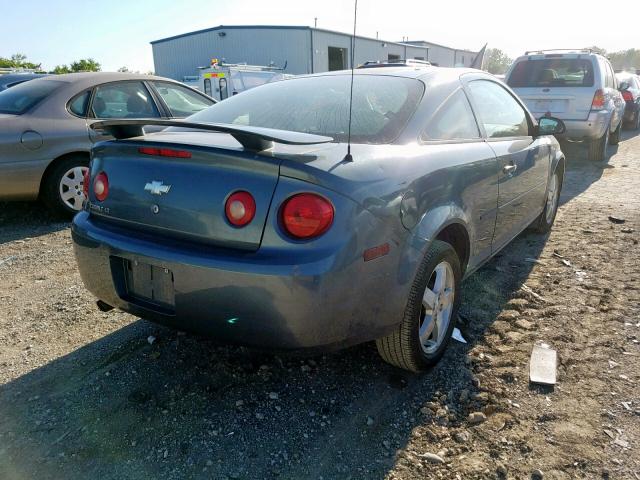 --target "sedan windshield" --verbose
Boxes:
[0,79,65,114]
[188,74,425,144]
